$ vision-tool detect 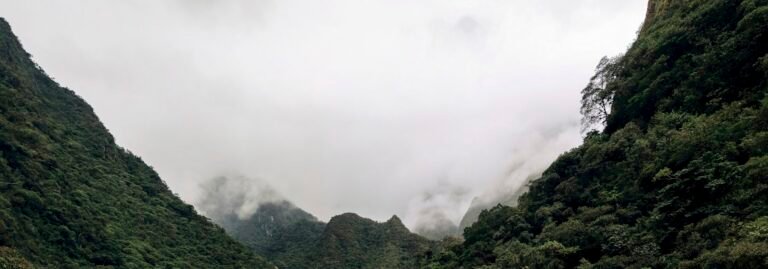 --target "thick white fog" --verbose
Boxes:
[0,0,647,230]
